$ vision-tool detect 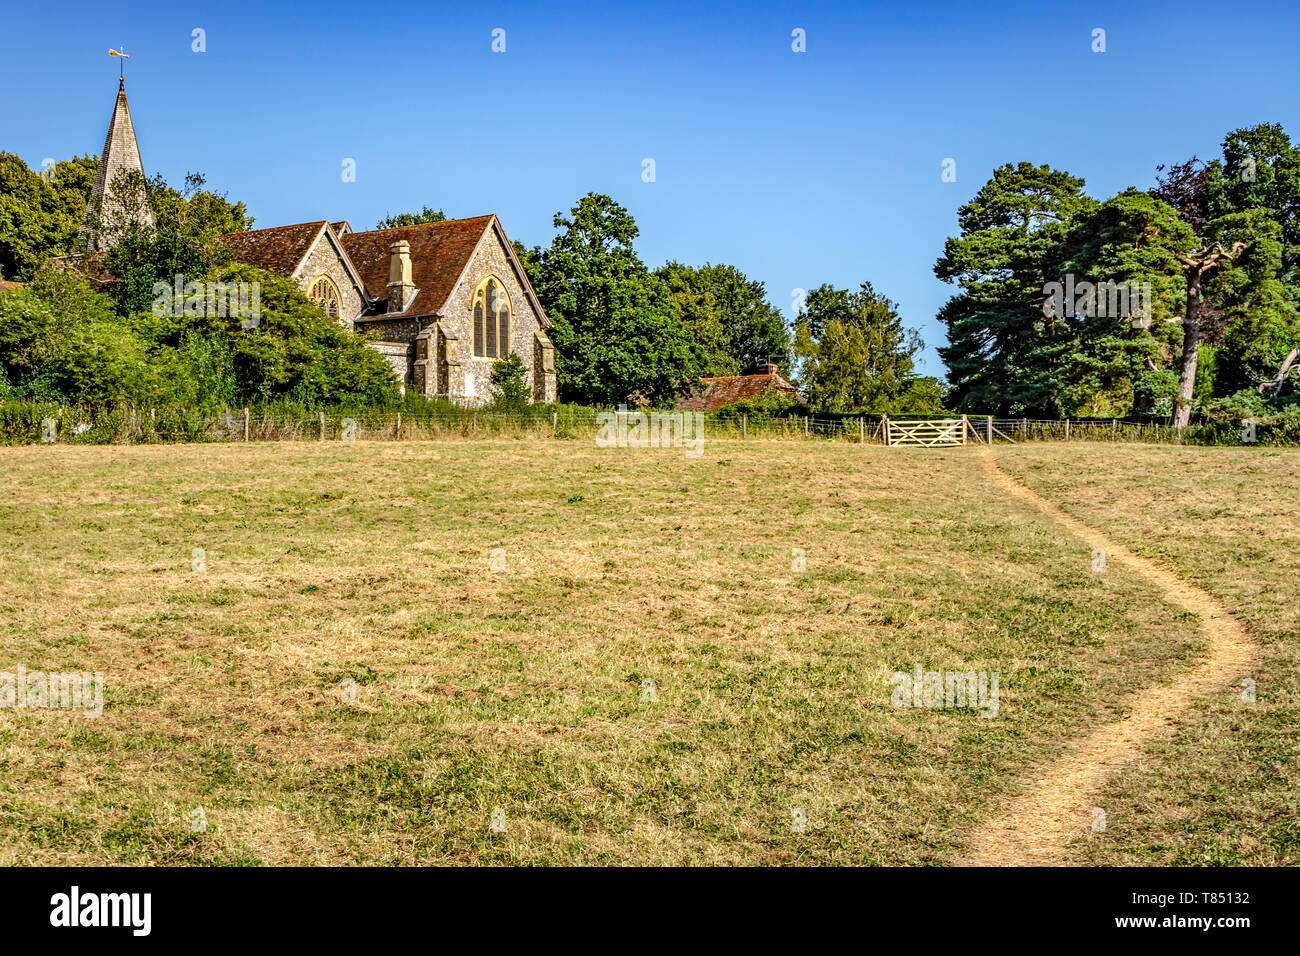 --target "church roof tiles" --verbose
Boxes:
[342,216,495,317]
[218,214,550,327]
[217,221,328,278]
